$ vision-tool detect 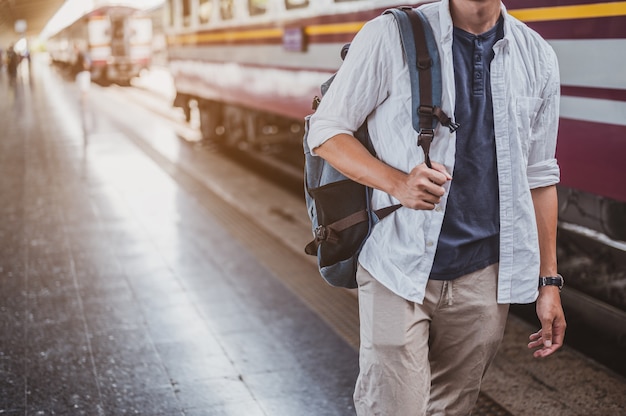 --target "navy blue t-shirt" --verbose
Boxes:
[430,17,504,281]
